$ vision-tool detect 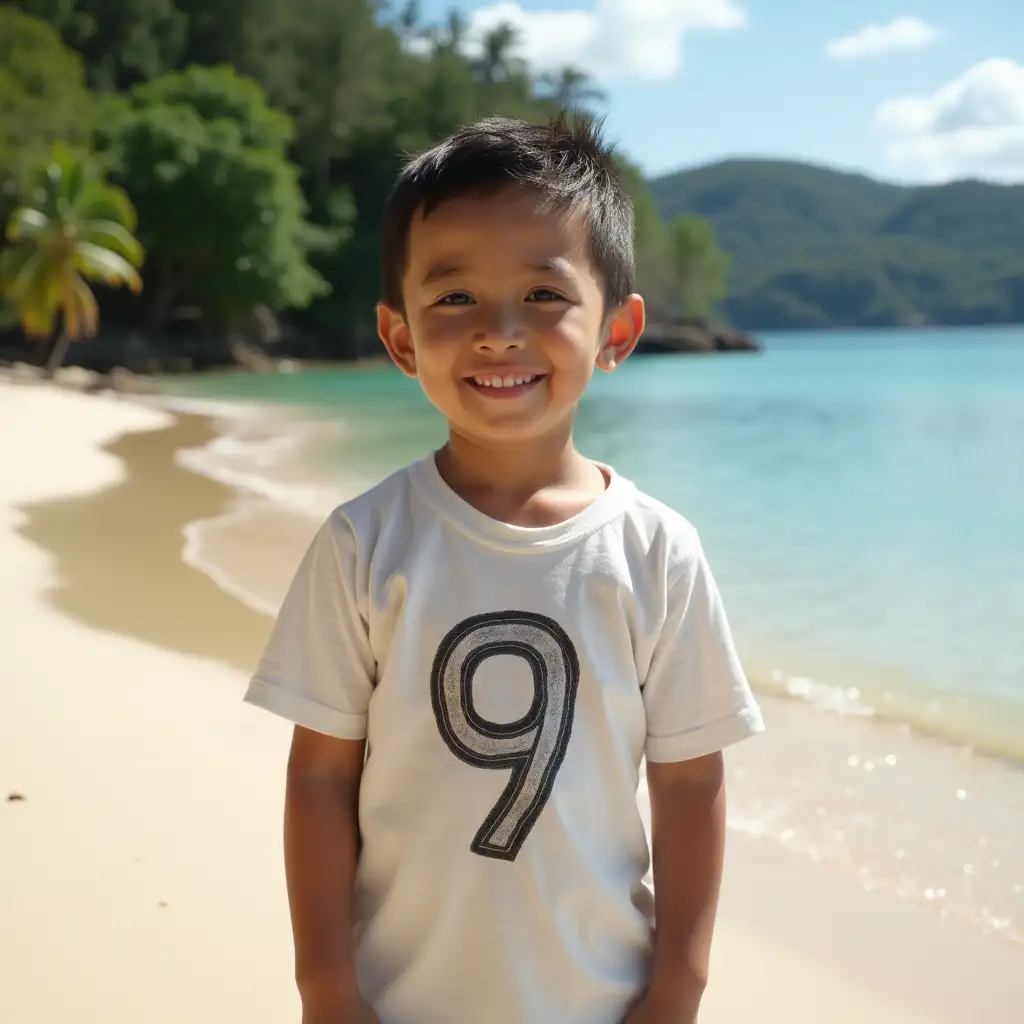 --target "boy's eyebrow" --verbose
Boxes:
[421,261,464,286]
[530,257,576,280]
[420,257,577,286]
